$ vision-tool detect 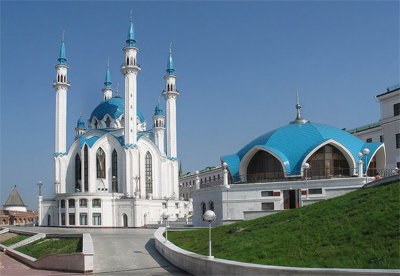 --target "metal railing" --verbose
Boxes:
[367,168,399,178]
[200,179,223,189]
